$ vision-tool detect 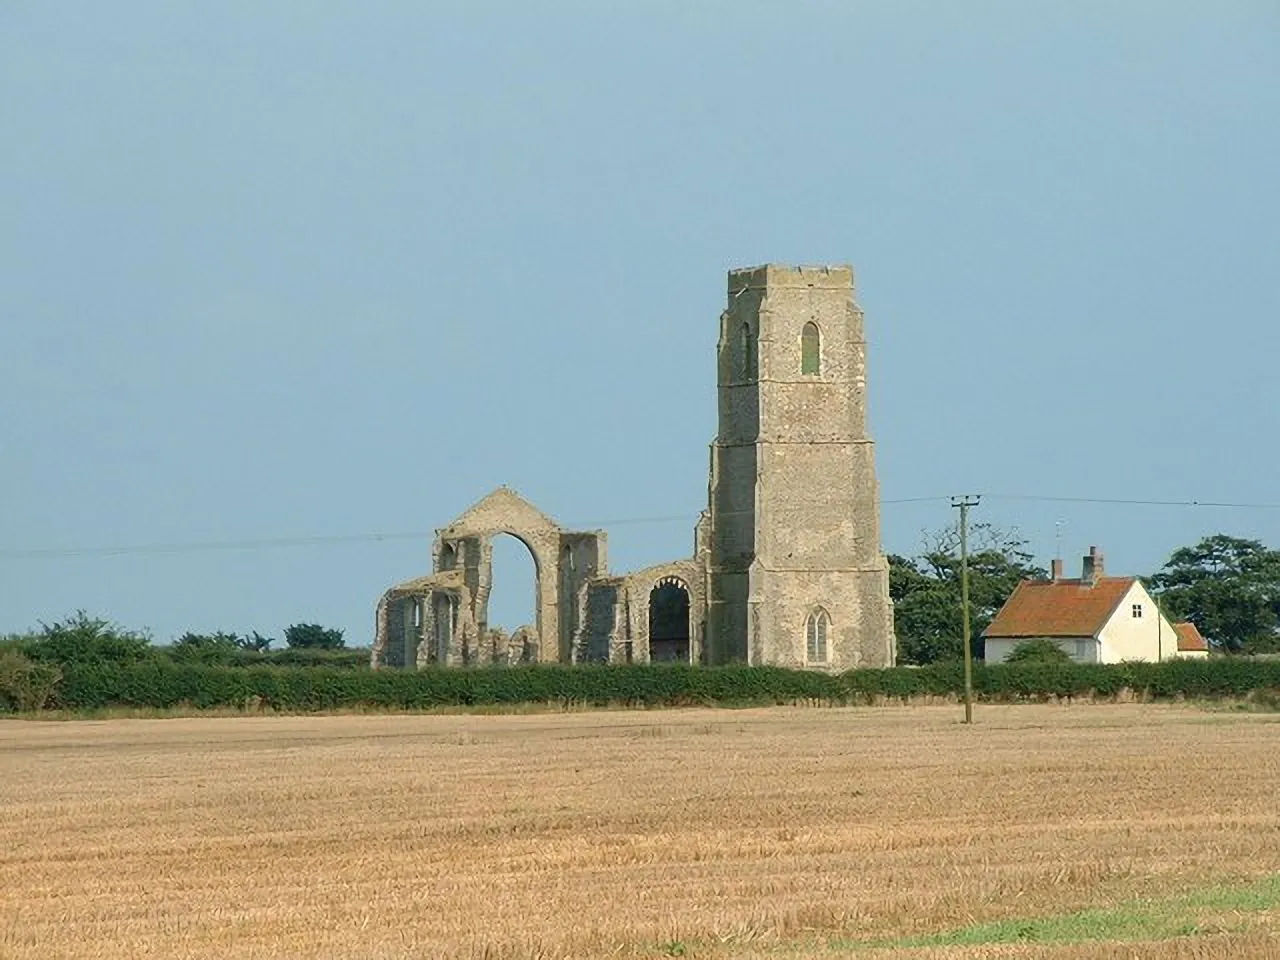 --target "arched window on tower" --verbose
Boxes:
[805,608,830,663]
[741,321,757,381]
[801,322,821,375]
